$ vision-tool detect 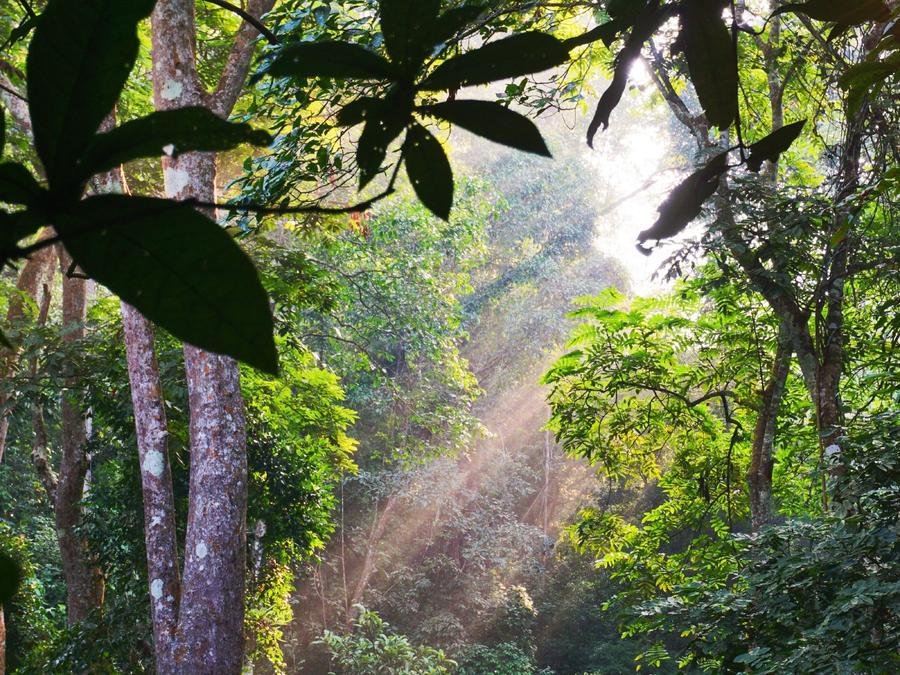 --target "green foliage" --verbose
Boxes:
[317,606,456,674]
[630,414,900,672]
